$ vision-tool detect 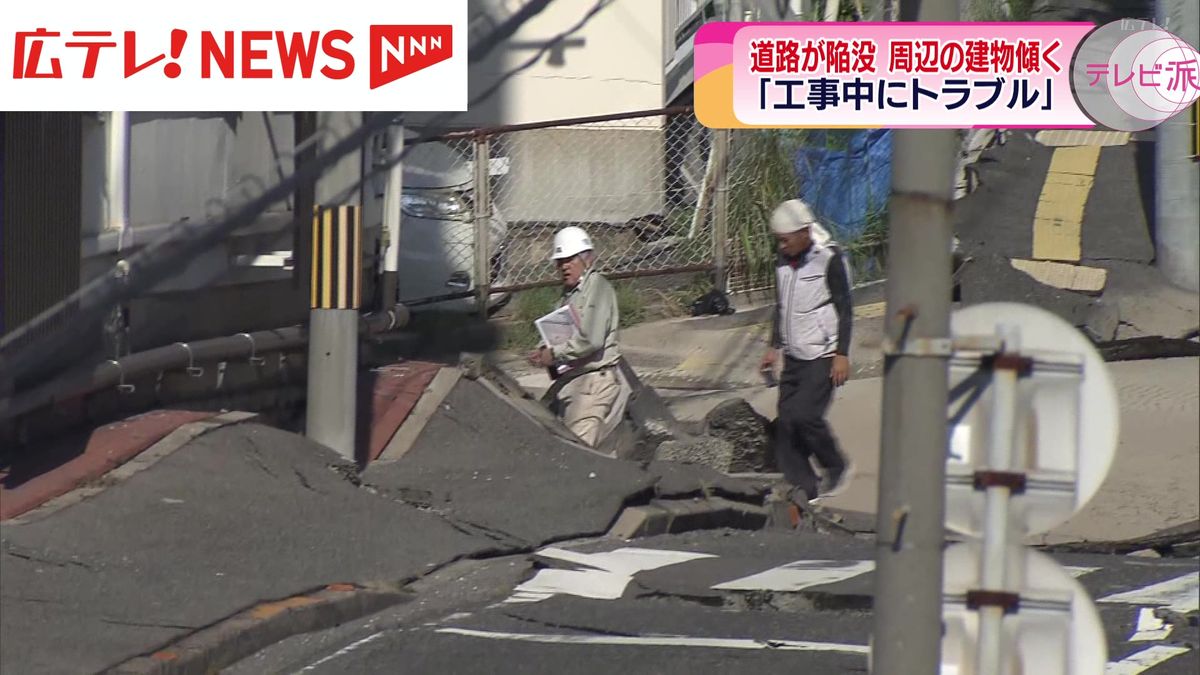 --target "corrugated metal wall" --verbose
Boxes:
[1,113,83,338]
